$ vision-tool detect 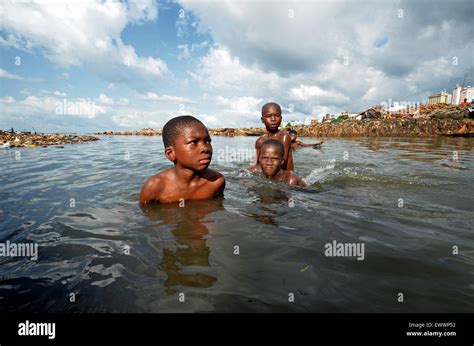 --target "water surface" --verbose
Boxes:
[0,135,473,312]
